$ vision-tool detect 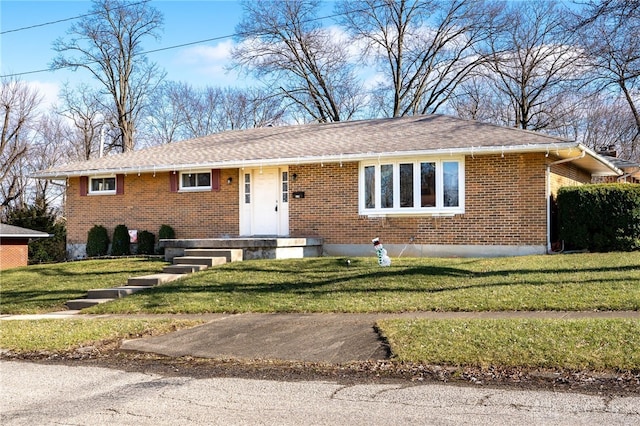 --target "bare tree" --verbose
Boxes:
[576,0,640,161]
[449,74,511,124]
[142,83,288,144]
[339,0,501,117]
[57,84,106,160]
[216,87,287,131]
[1,76,42,214]
[141,80,186,145]
[29,113,74,209]
[484,0,581,131]
[51,0,164,152]
[232,0,364,122]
